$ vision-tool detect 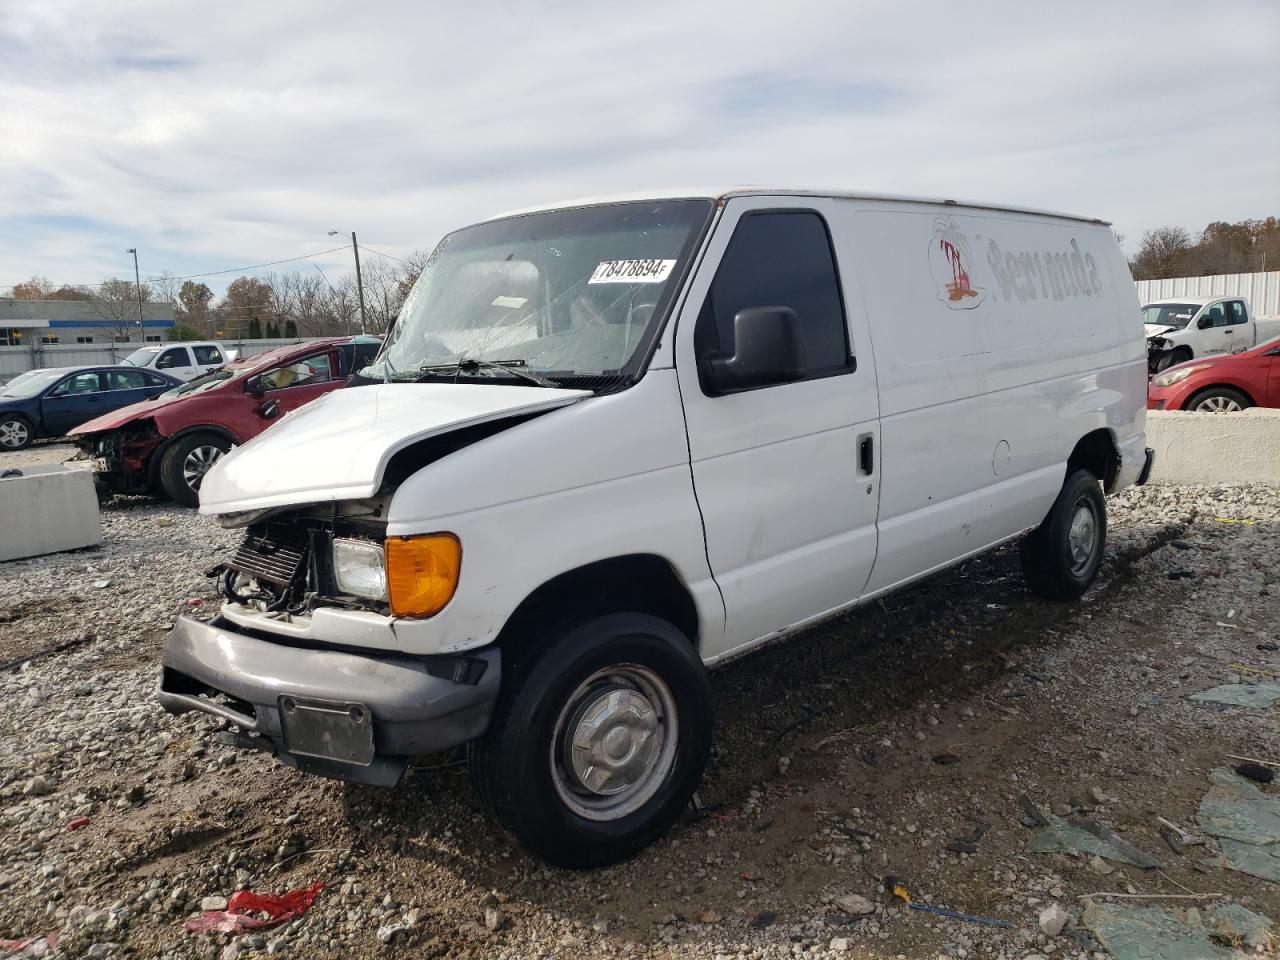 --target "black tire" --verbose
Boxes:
[1169,346,1193,367]
[158,432,230,507]
[471,612,711,868]
[0,414,34,451]
[1187,386,1252,414]
[1019,468,1106,601]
